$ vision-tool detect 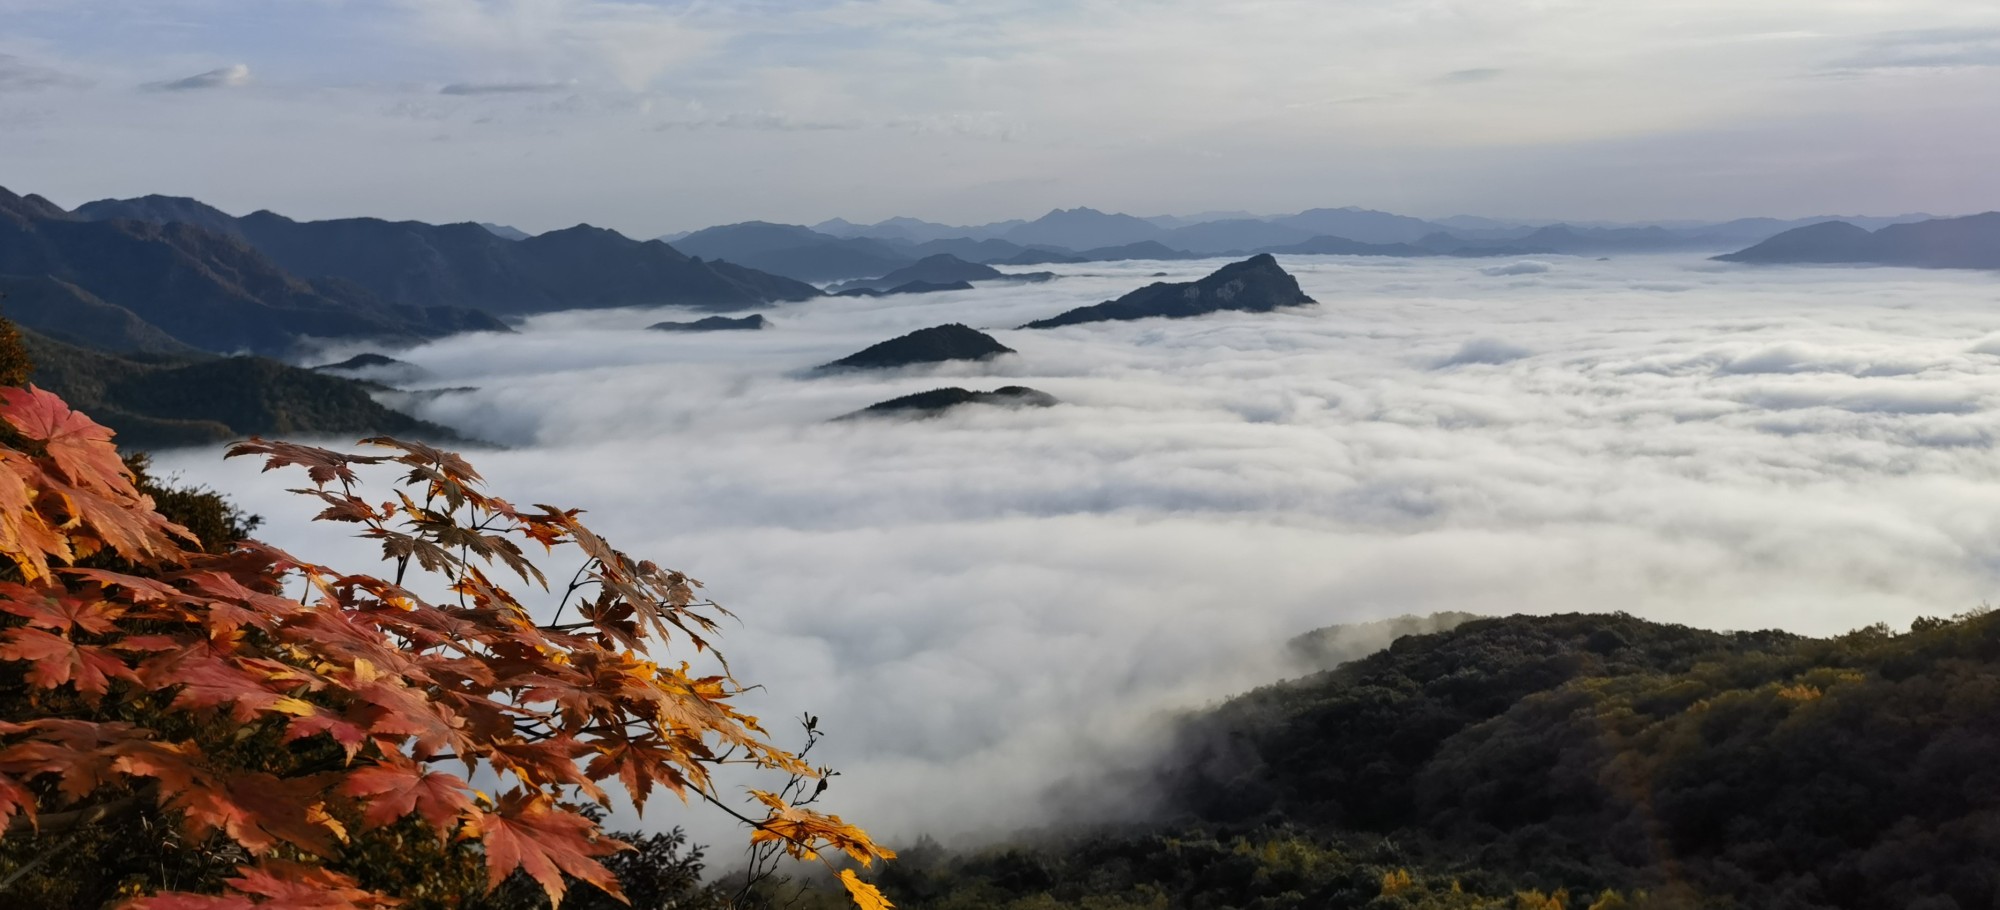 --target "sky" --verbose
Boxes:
[3,1,2000,234]
[155,253,2000,844]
